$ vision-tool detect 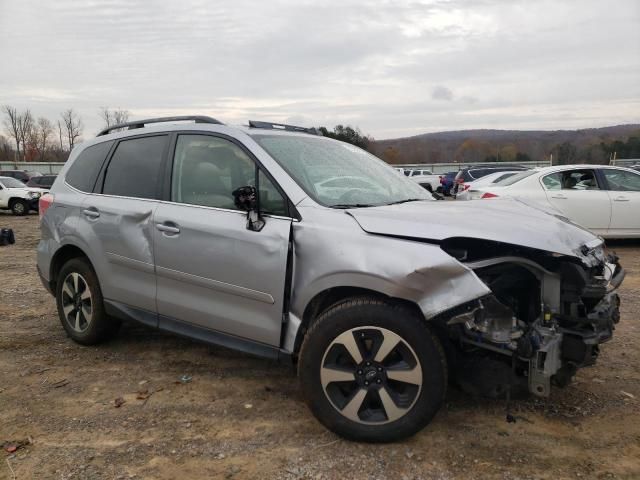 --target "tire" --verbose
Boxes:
[55,258,120,345]
[298,297,447,442]
[10,199,28,216]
